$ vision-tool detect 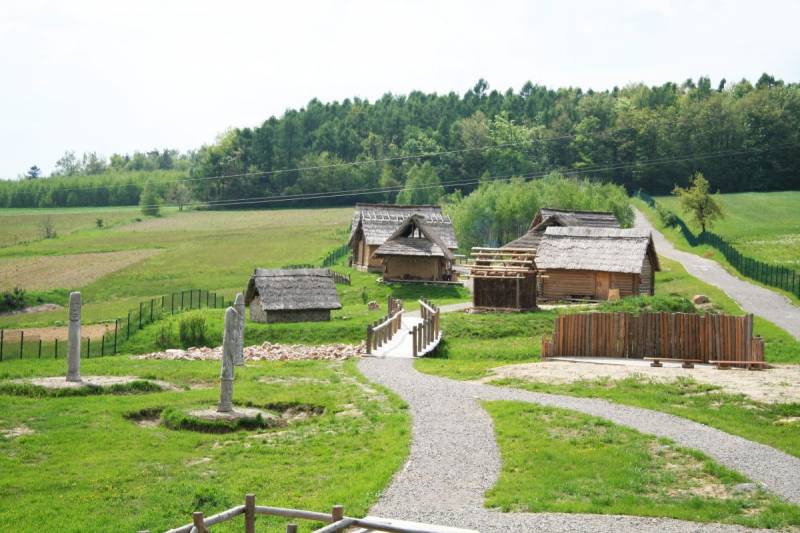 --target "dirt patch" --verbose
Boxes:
[1,425,35,439]
[124,407,164,427]
[15,375,173,391]
[0,249,162,291]
[650,442,735,500]
[0,303,62,317]
[482,360,800,404]
[2,323,114,342]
